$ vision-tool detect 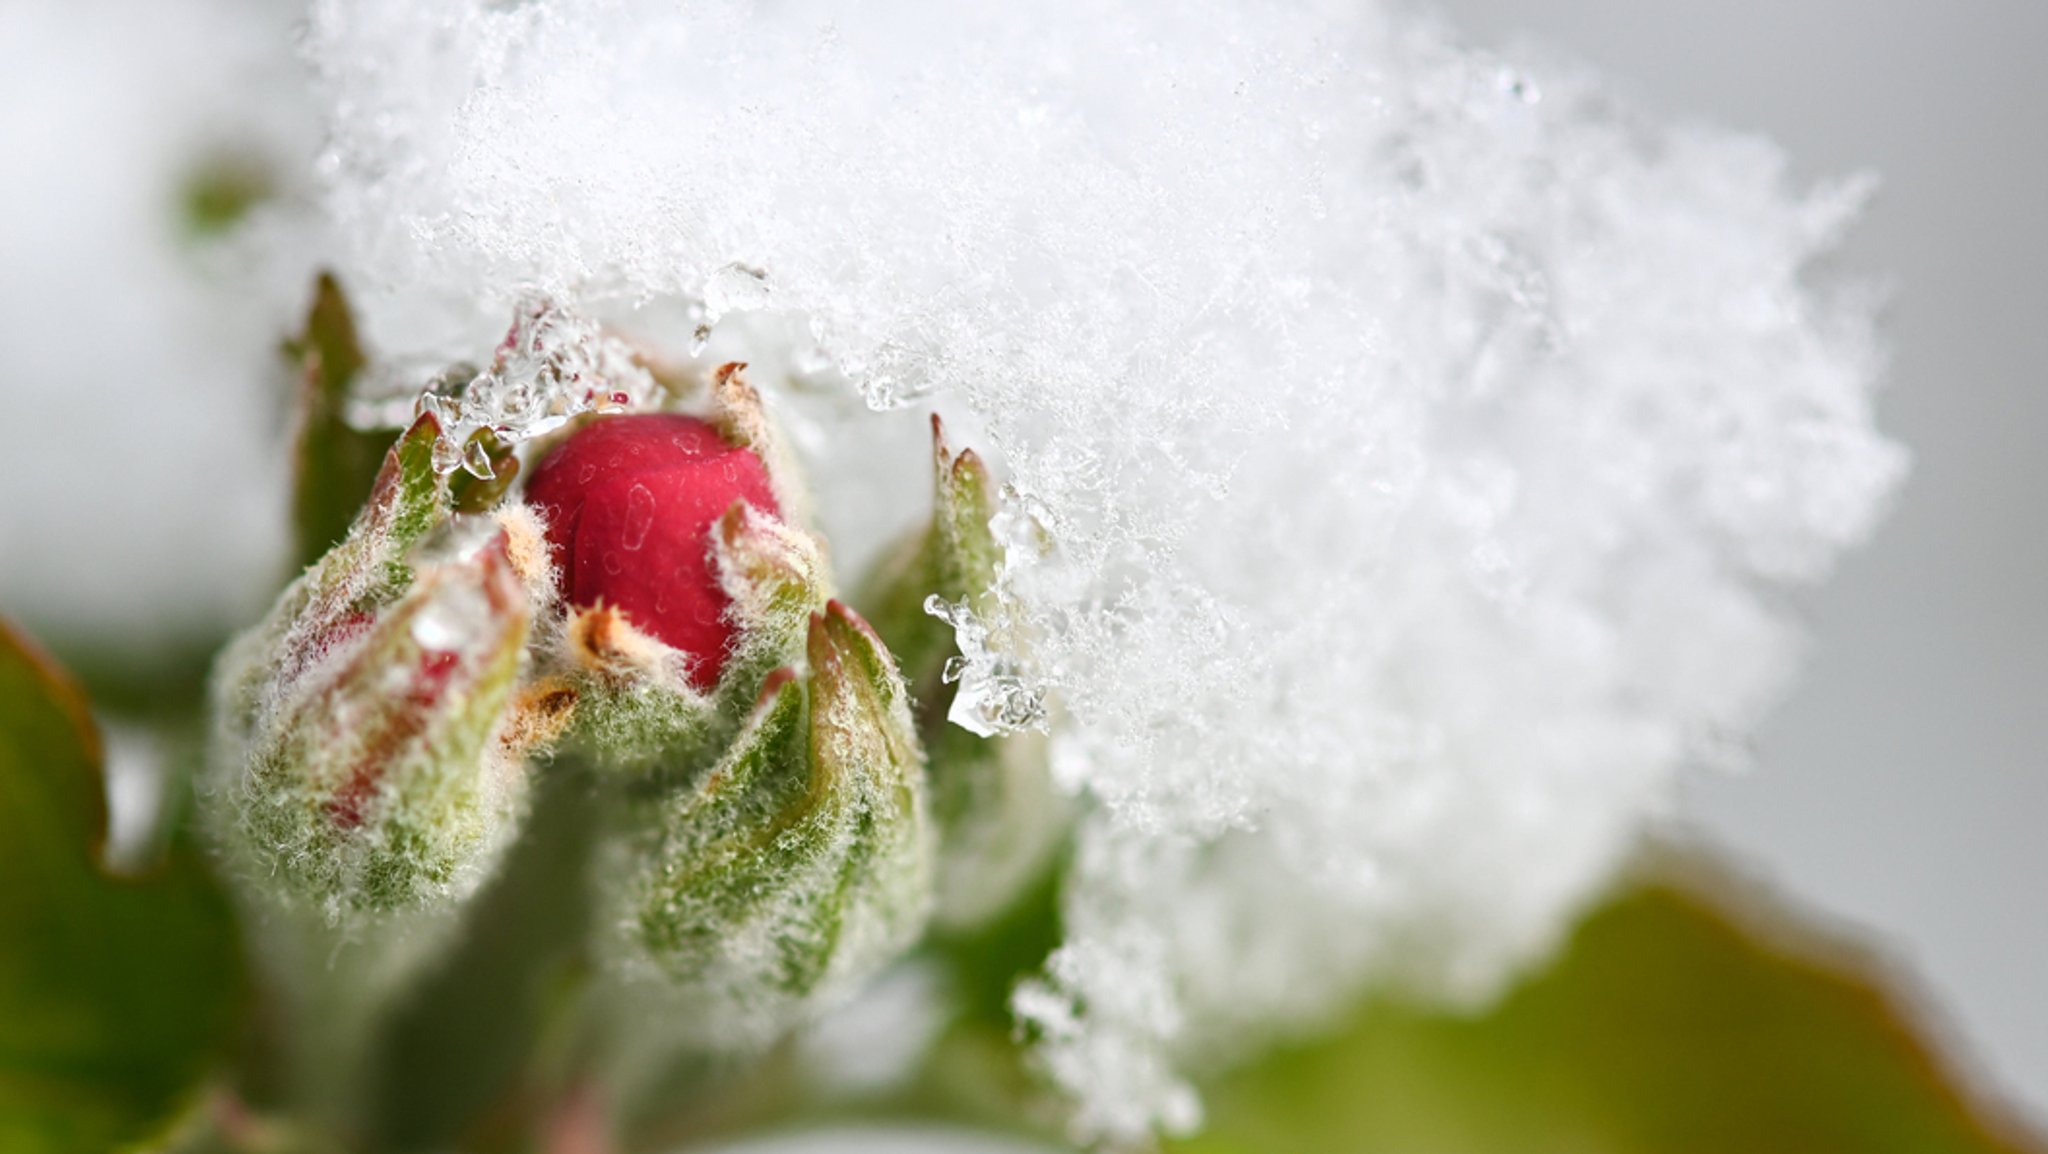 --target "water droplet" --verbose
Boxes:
[461,435,496,479]
[703,261,772,316]
[407,570,497,656]
[603,551,624,576]
[620,483,655,551]
[579,463,597,483]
